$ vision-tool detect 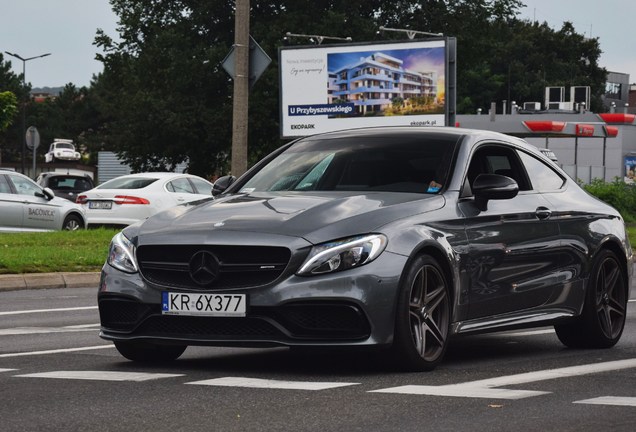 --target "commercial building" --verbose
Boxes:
[458,110,636,184]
